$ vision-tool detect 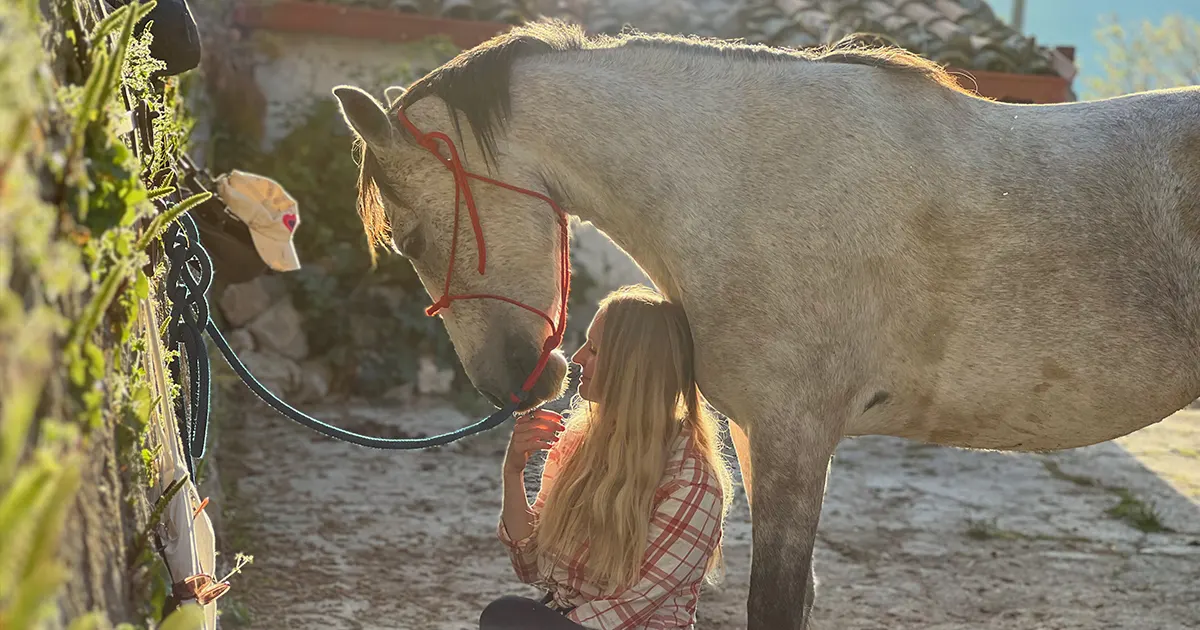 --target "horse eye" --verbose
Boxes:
[400,229,426,259]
